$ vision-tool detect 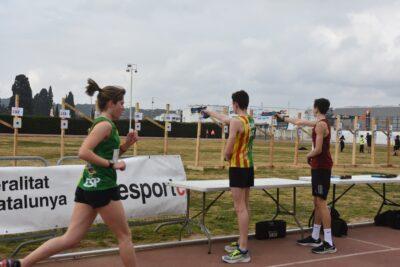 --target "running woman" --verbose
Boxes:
[204,90,256,264]
[277,98,337,254]
[1,79,139,267]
